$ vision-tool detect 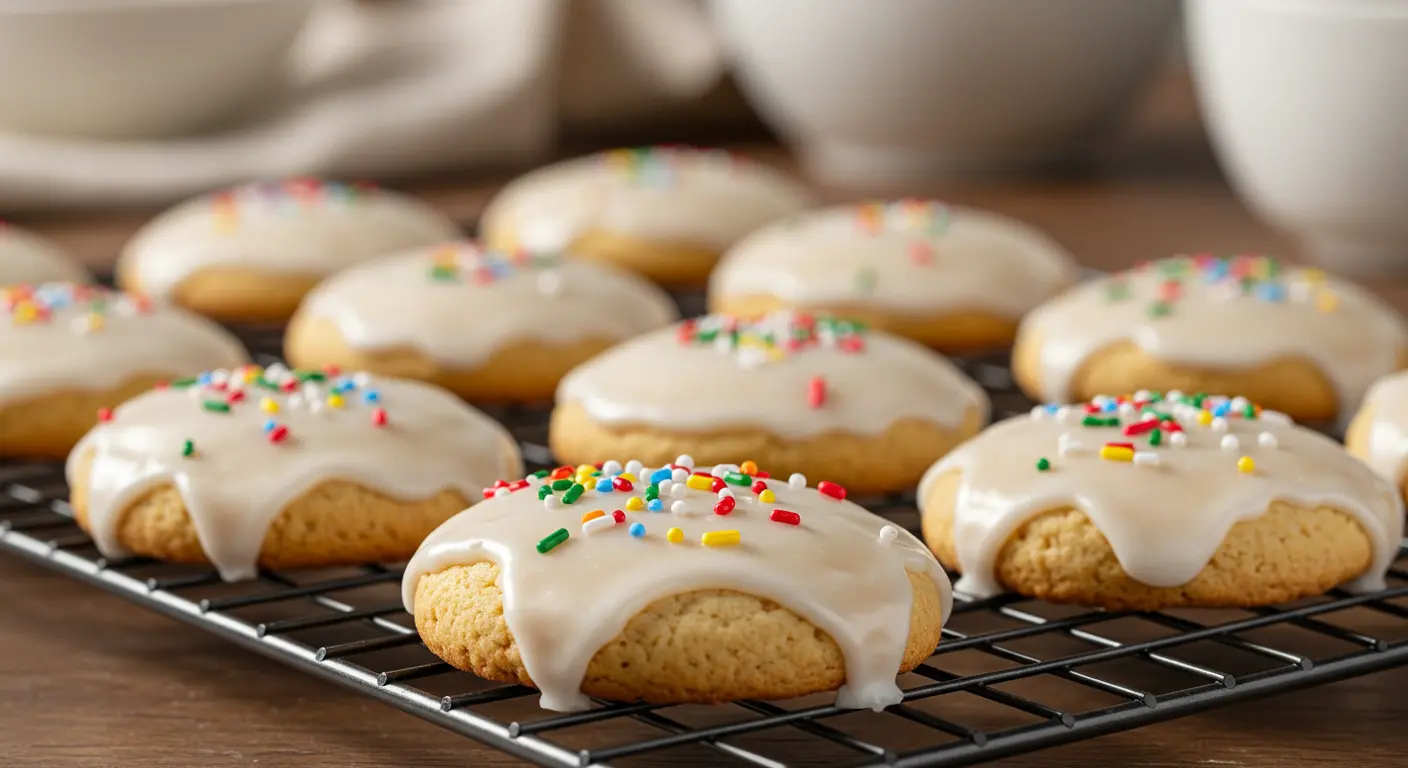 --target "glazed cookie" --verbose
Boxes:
[710,201,1078,353]
[1,283,248,459]
[118,179,461,322]
[404,458,951,710]
[1346,370,1408,502]
[0,223,90,285]
[550,312,989,493]
[480,147,813,287]
[919,393,1404,610]
[1013,255,1408,423]
[285,241,678,402]
[68,368,523,581]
